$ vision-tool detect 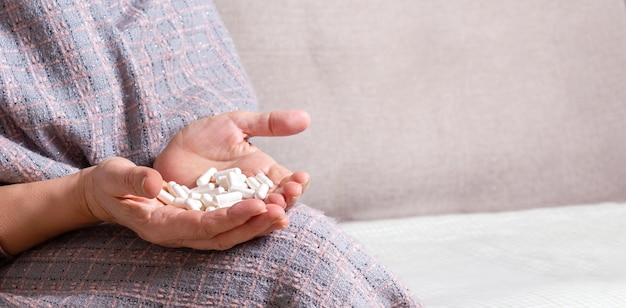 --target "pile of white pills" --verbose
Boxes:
[156,167,274,212]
